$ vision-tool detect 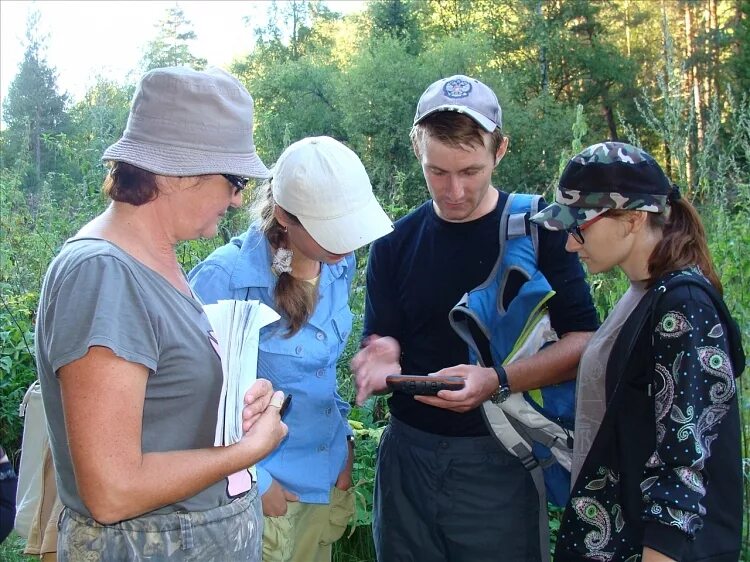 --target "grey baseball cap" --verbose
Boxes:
[413,75,502,132]
[103,66,270,179]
